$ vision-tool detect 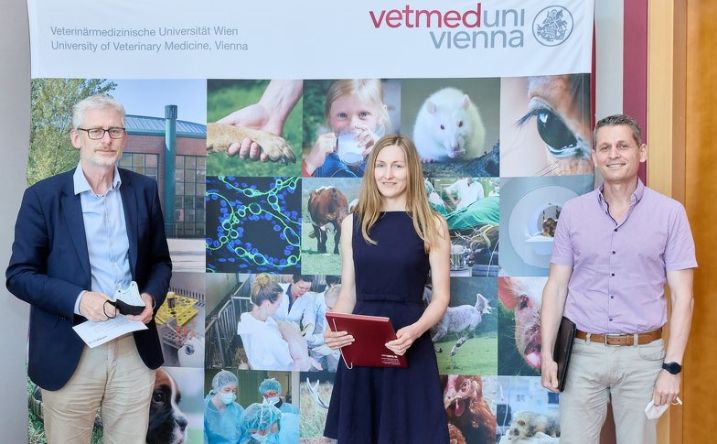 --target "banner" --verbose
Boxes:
[25,1,594,443]
[29,0,592,79]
